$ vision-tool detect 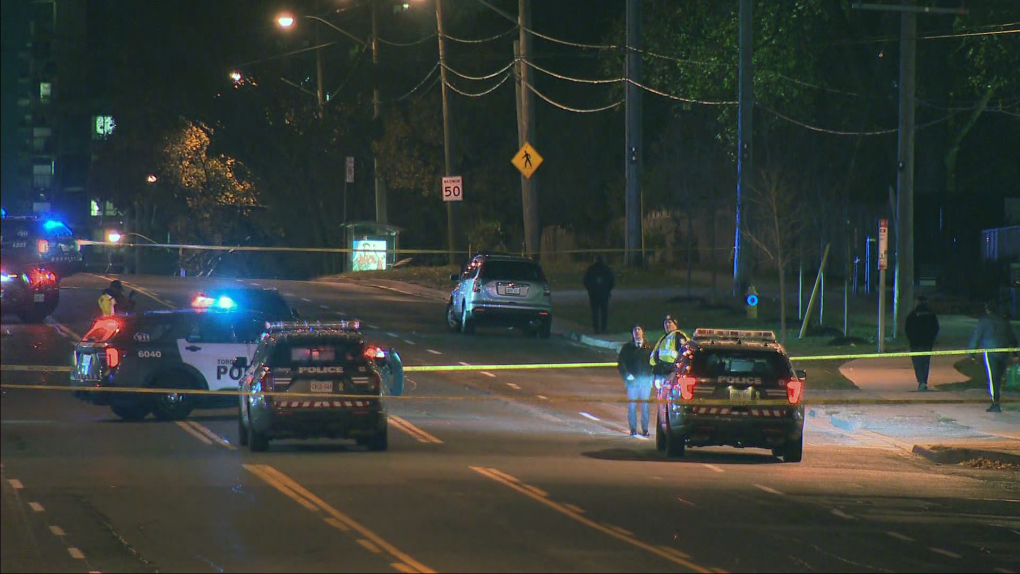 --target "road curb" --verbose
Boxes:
[570,333,624,352]
[911,444,1020,466]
